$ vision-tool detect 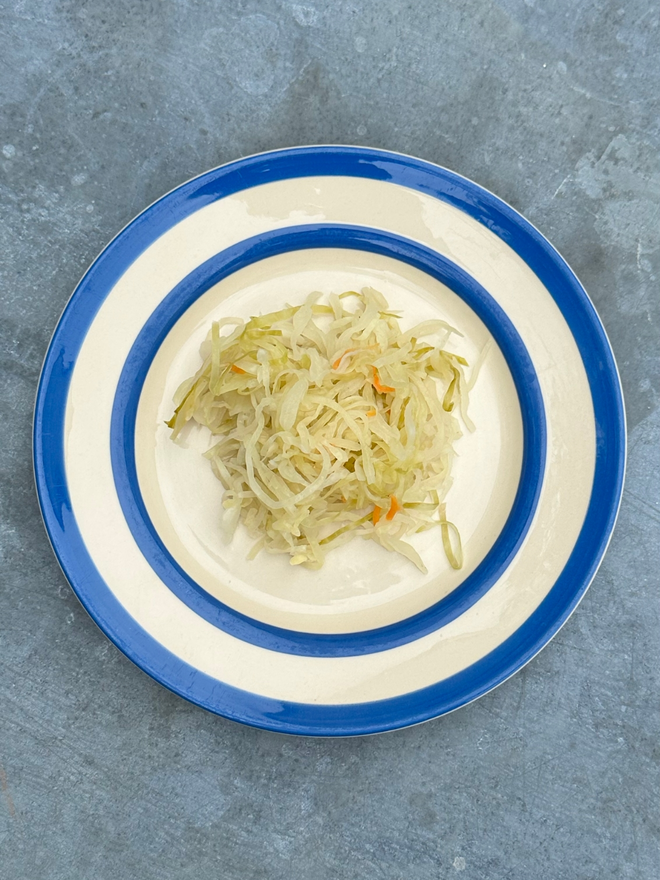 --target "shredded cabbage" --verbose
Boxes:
[166,288,473,573]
